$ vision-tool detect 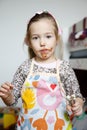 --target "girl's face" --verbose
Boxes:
[29,19,58,62]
